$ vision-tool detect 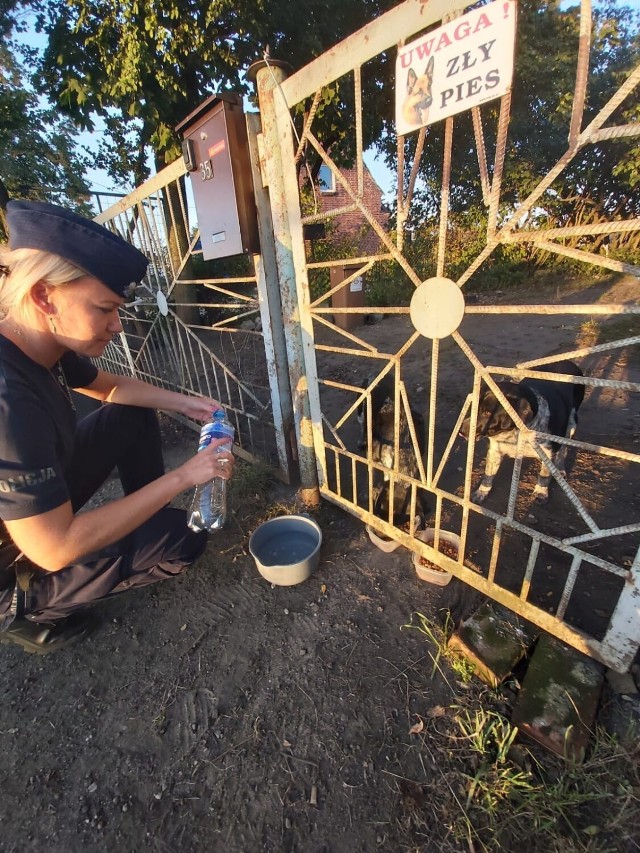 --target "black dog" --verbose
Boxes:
[357,374,429,520]
[460,361,585,504]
